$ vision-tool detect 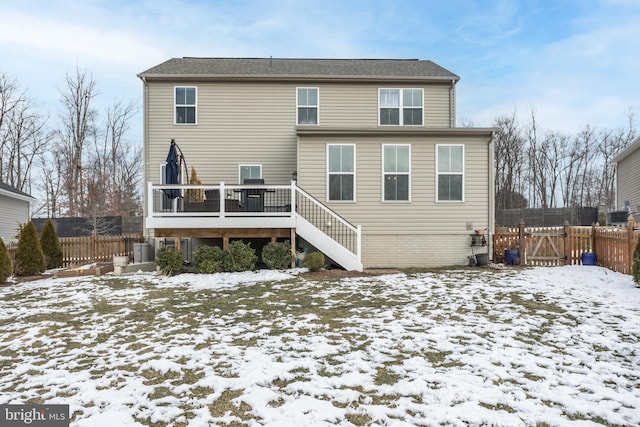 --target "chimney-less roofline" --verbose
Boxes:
[137,73,459,83]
